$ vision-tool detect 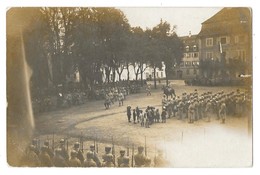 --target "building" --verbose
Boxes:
[178,32,200,80]
[198,7,252,79]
